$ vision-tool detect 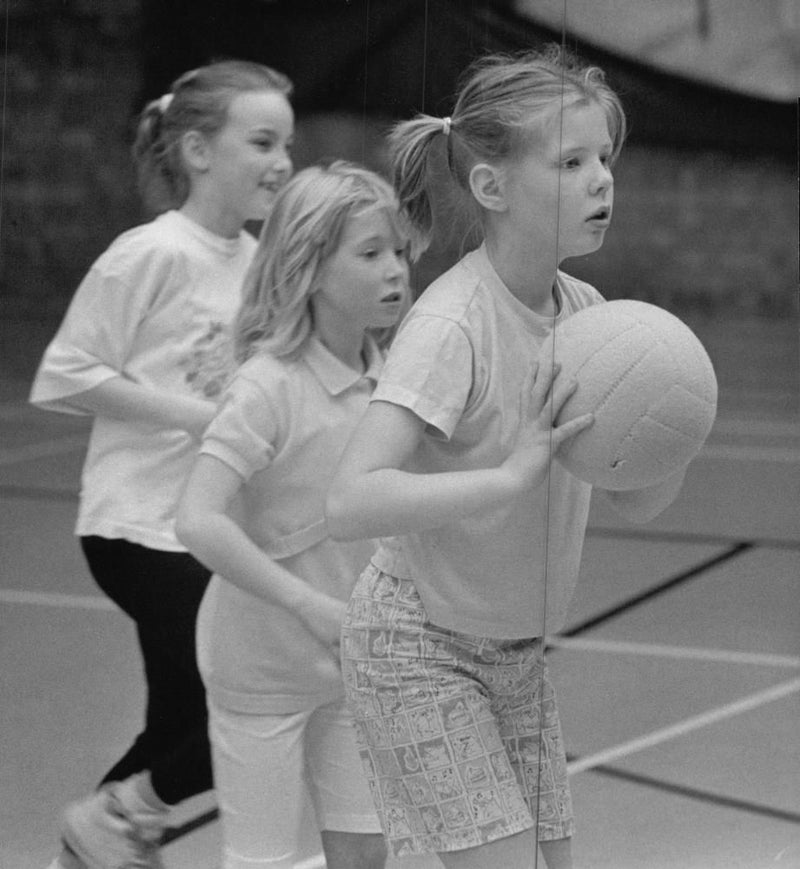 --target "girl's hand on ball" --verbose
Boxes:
[503,361,594,491]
